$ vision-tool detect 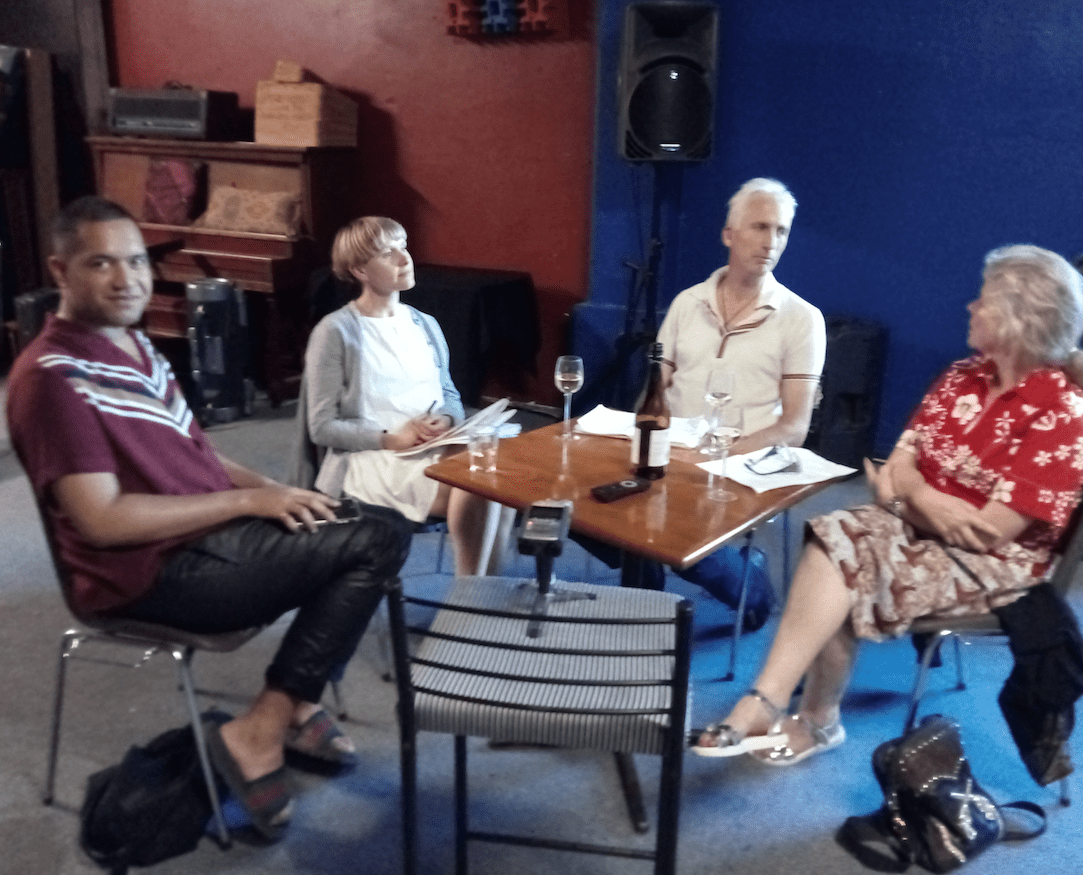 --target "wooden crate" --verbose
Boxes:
[255,81,357,147]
